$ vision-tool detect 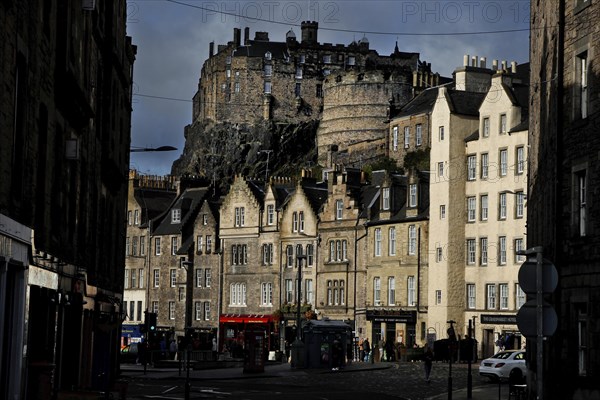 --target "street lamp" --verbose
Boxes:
[179,259,193,400]
[130,145,178,152]
[291,246,307,368]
